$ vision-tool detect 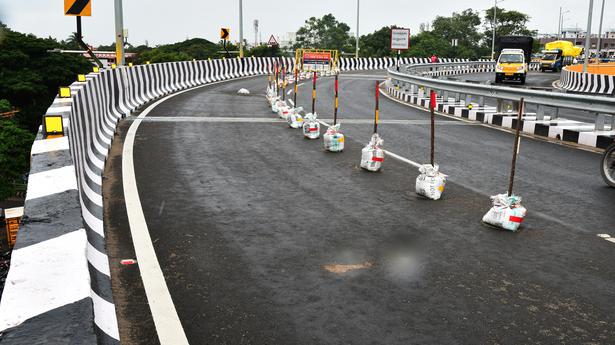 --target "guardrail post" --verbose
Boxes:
[478,95,485,108]
[536,104,545,121]
[553,107,559,120]
[455,92,461,104]
[465,94,472,107]
[595,113,606,131]
[442,90,449,103]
